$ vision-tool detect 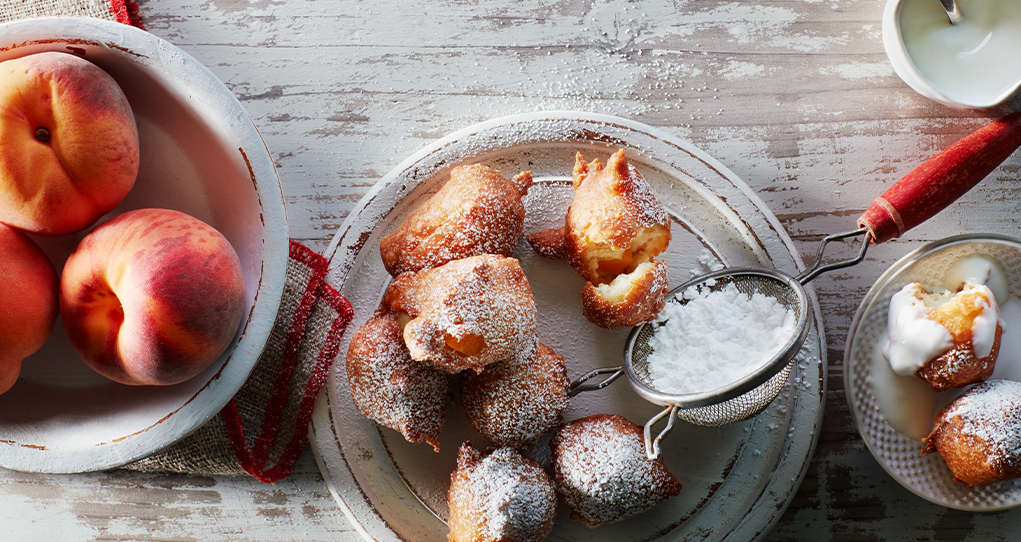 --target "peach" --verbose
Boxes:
[0,51,139,236]
[0,223,59,394]
[60,208,246,386]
